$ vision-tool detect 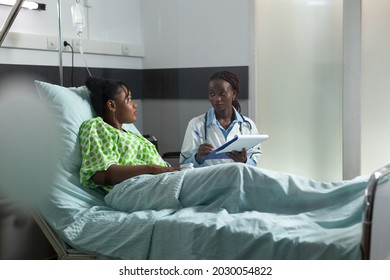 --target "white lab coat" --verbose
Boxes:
[180,108,262,167]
